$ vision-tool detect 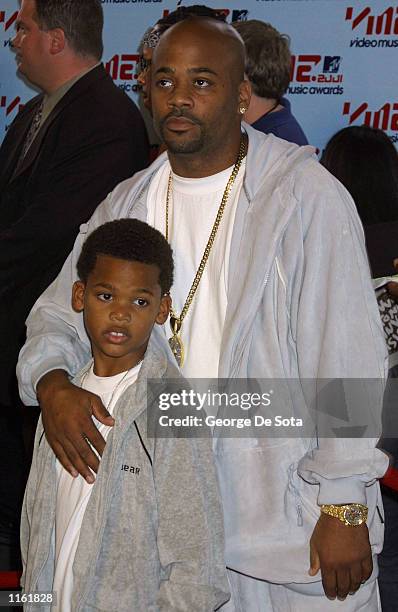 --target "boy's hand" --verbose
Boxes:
[308,513,372,600]
[37,369,114,483]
